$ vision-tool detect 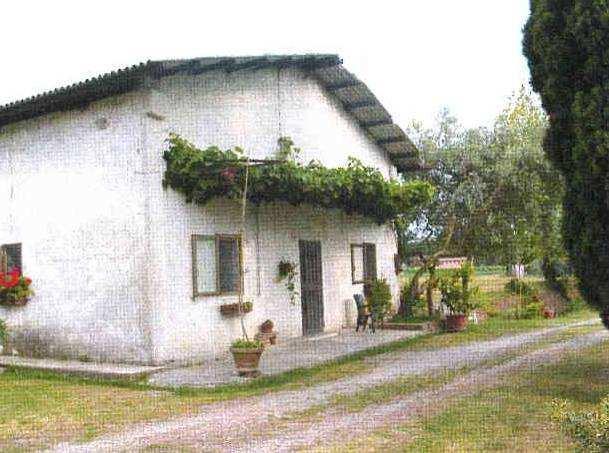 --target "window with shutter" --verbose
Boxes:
[363,243,377,282]
[351,244,364,283]
[192,235,241,297]
[1,243,22,272]
[351,242,377,284]
[218,236,240,293]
